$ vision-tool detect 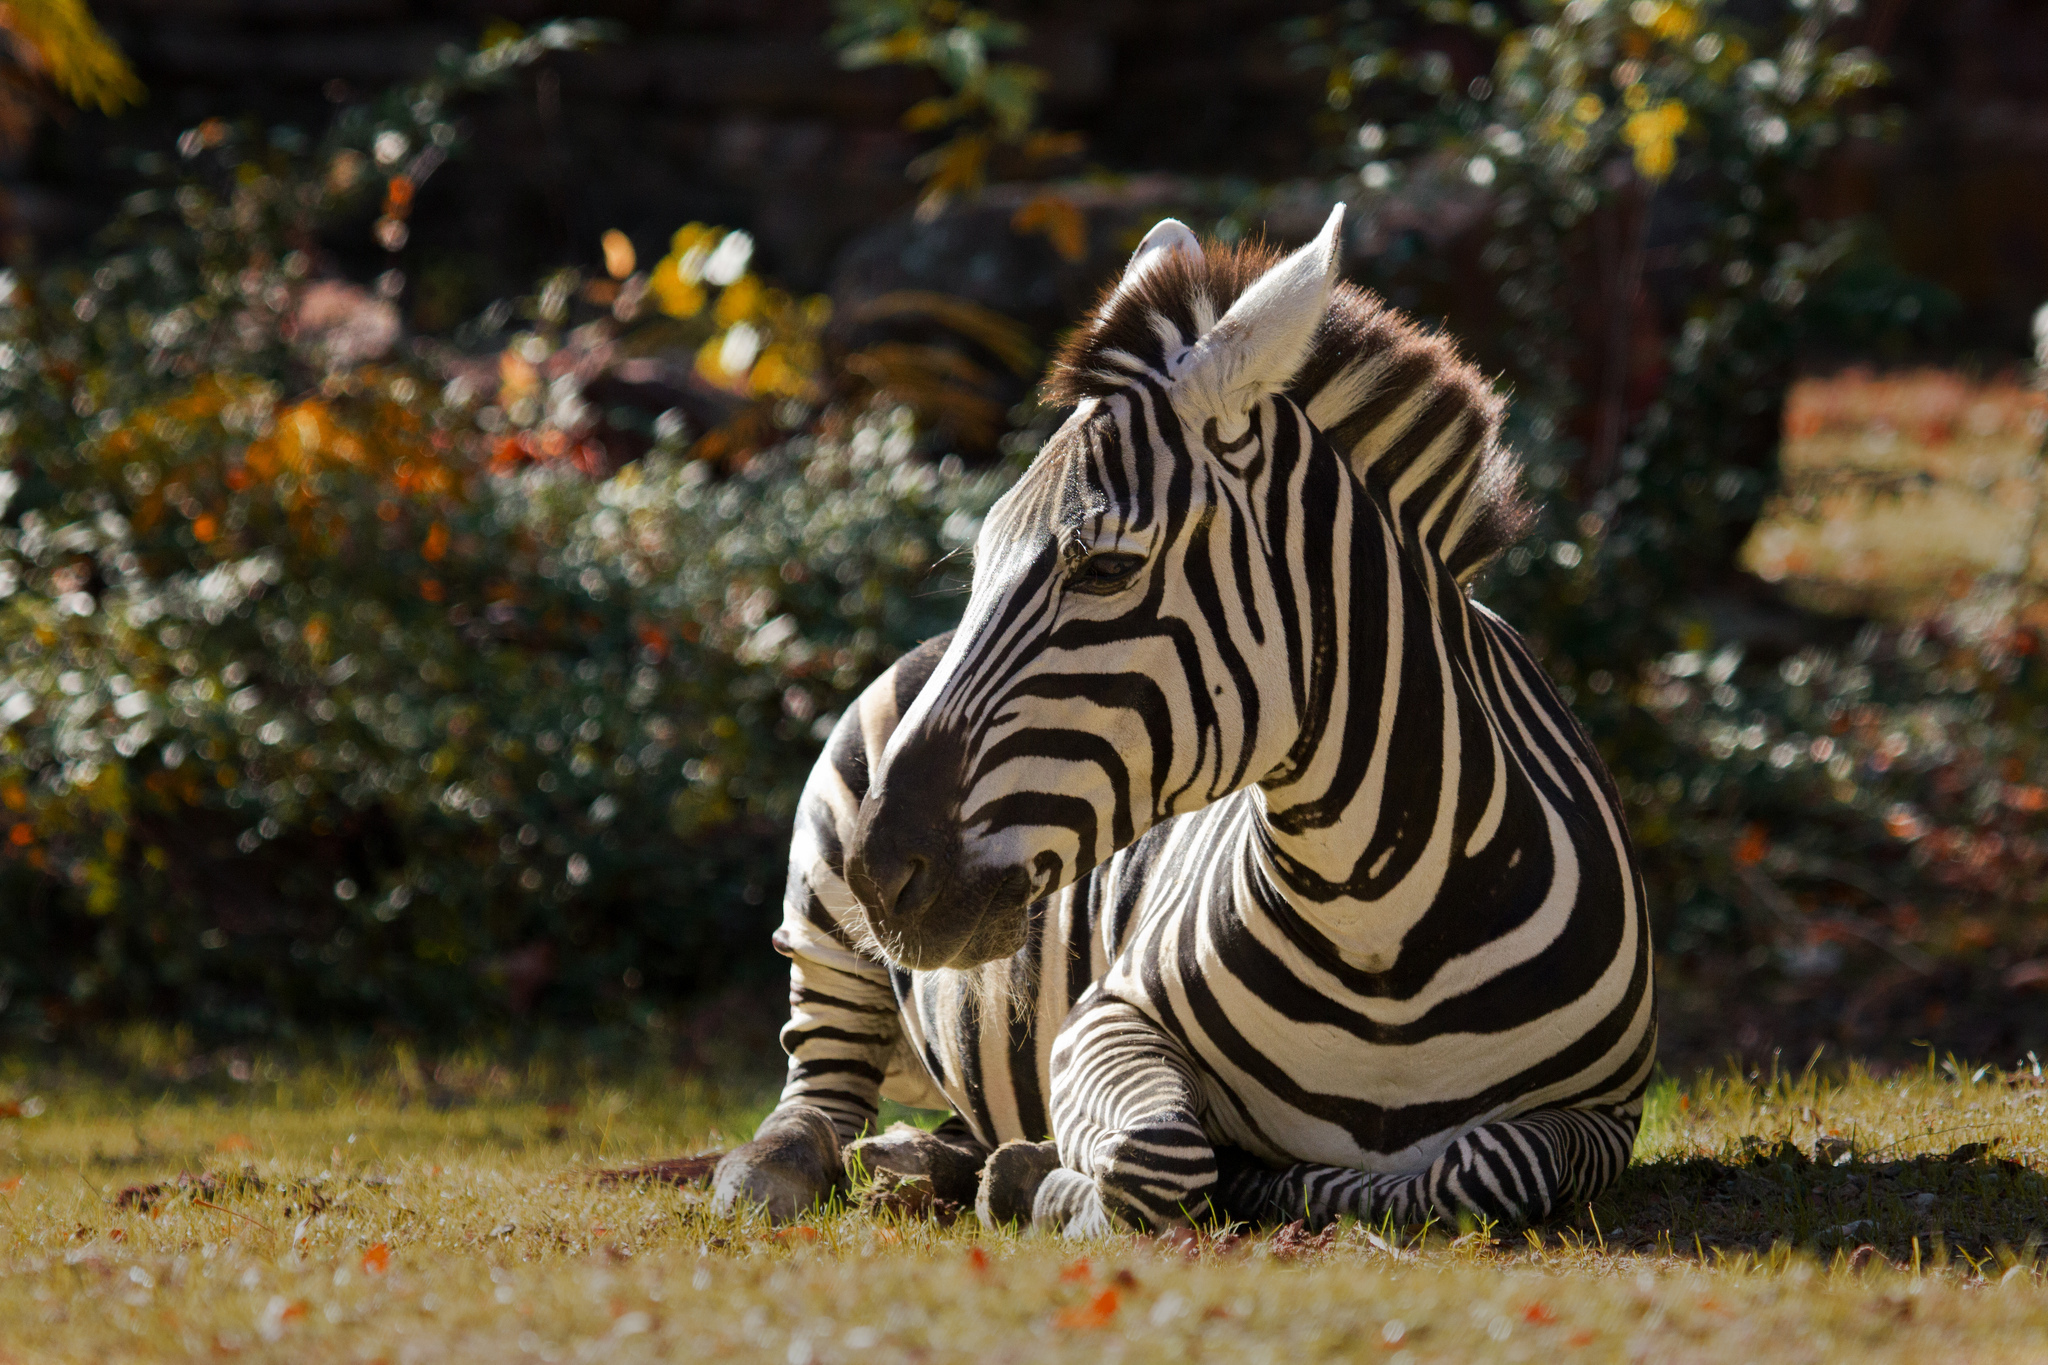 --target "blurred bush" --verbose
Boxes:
[0,27,1004,1041]
[5,4,2046,1056]
[1281,0,2048,1035]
